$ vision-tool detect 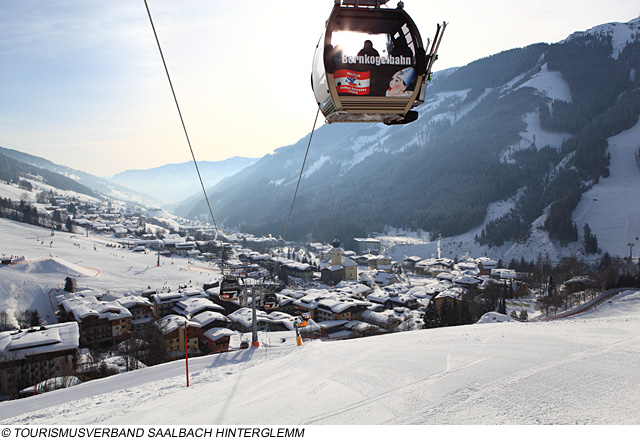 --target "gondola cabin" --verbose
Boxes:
[312,0,445,125]
[263,292,279,311]
[219,276,242,301]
